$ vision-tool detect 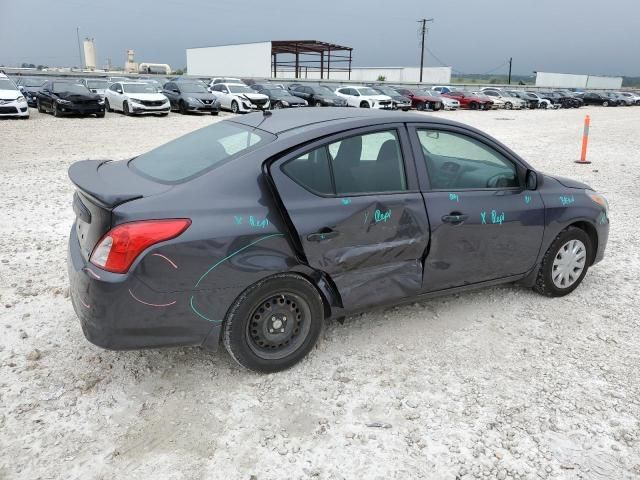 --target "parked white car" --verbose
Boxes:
[431,85,456,94]
[0,73,29,118]
[615,92,640,105]
[104,82,170,116]
[335,86,393,109]
[525,92,556,109]
[471,91,505,109]
[209,77,245,89]
[430,91,460,110]
[80,78,110,99]
[210,83,270,113]
[480,88,527,110]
